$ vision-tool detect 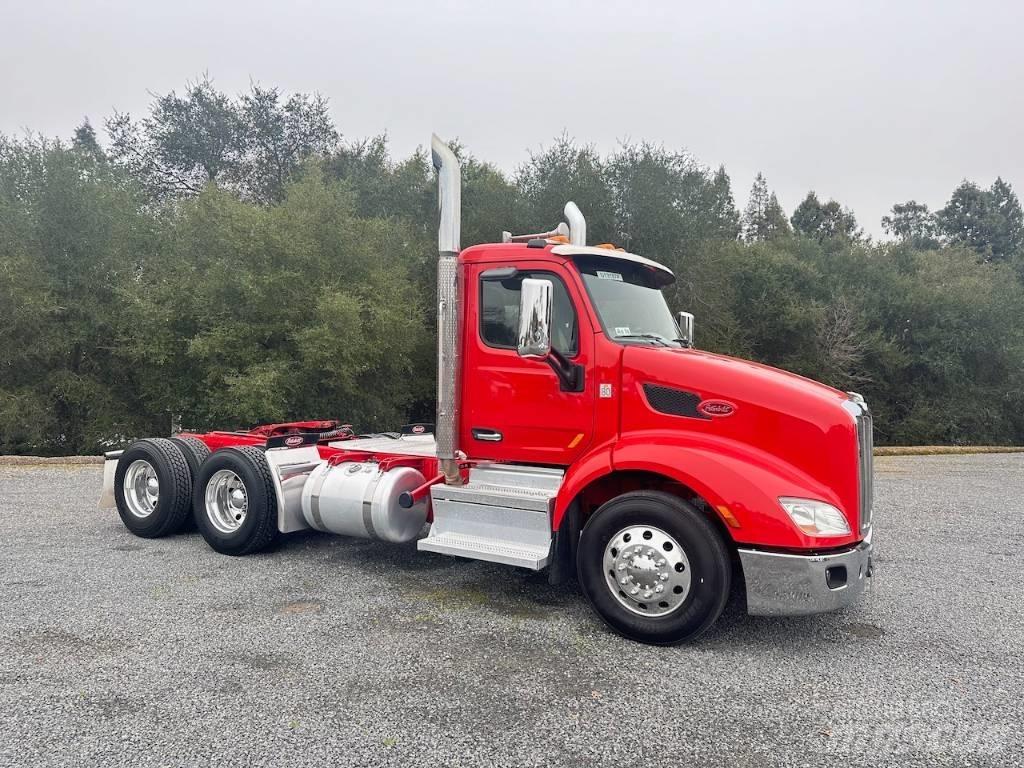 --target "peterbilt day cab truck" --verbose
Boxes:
[100,135,873,644]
